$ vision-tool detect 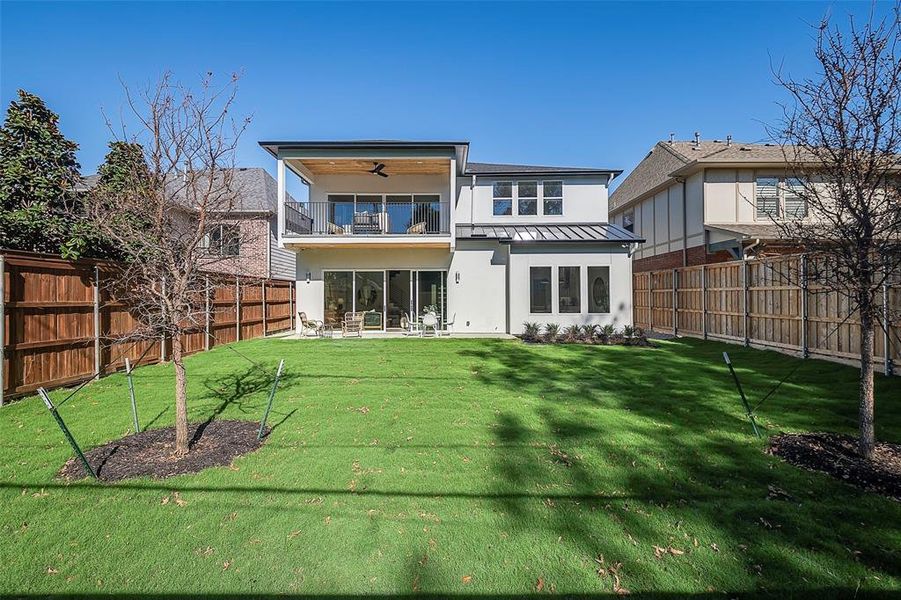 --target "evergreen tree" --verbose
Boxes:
[0,89,82,255]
